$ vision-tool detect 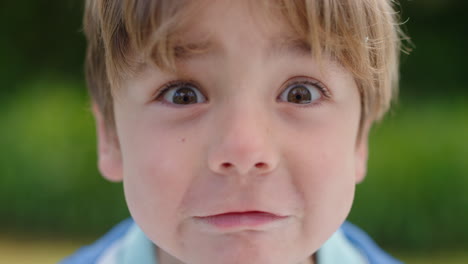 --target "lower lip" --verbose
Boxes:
[195,211,288,229]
